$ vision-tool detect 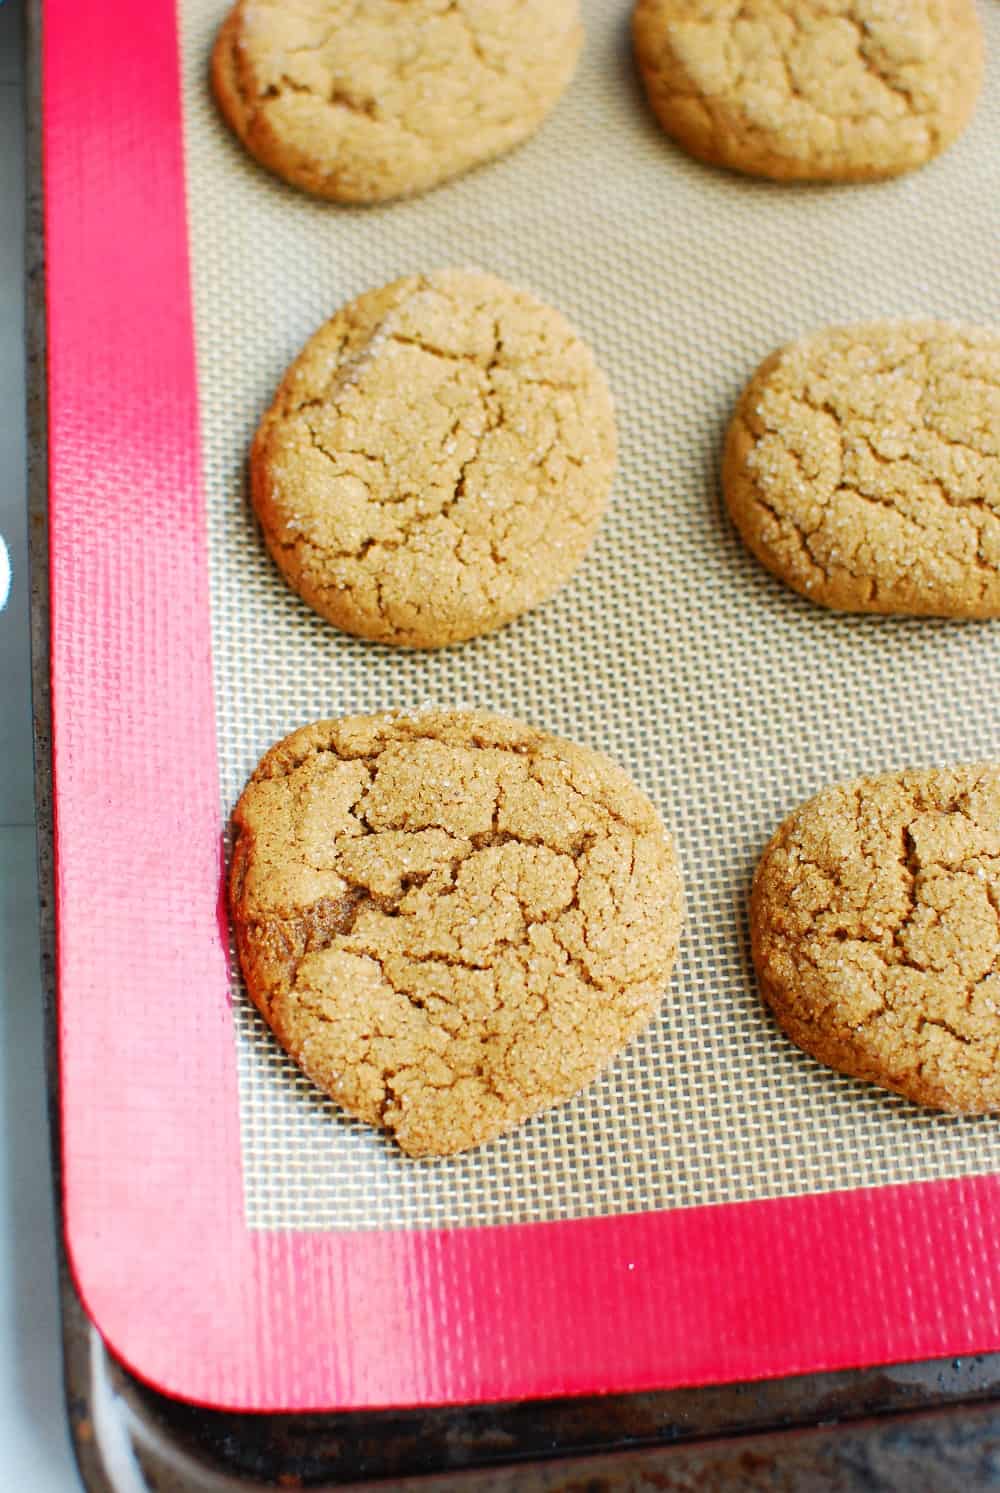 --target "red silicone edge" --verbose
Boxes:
[43,0,1000,1411]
